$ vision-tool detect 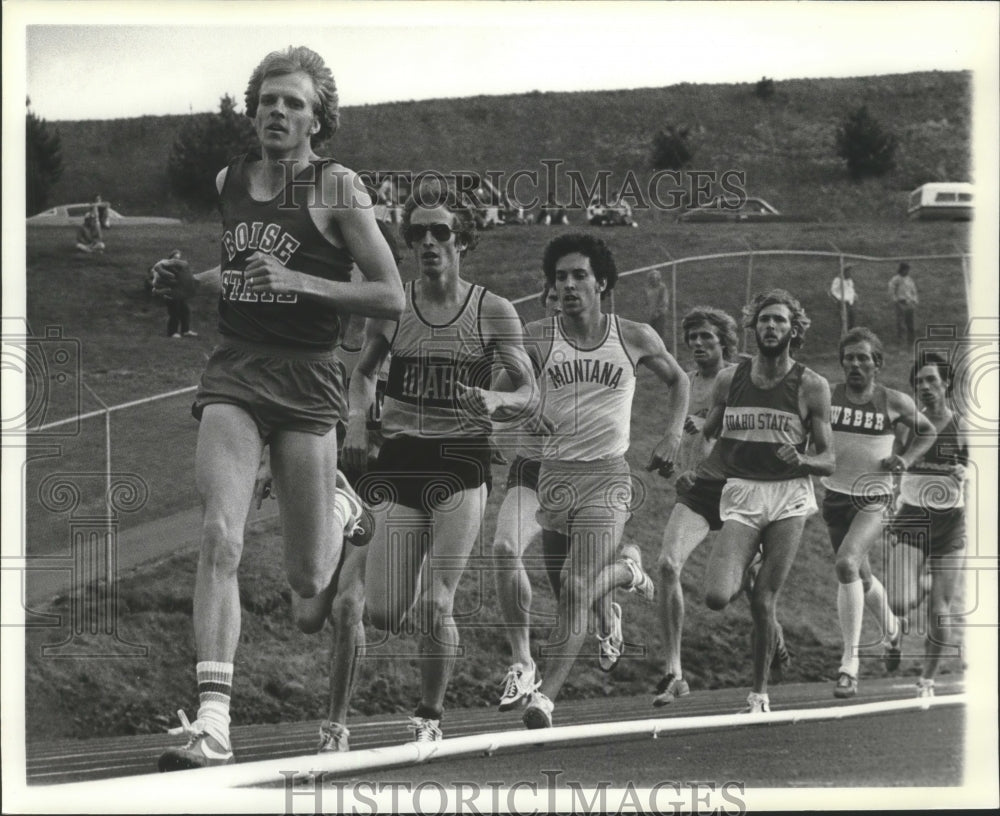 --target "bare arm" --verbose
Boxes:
[242,166,405,320]
[702,366,736,441]
[778,370,835,477]
[882,389,937,472]
[621,321,690,476]
[341,320,393,474]
[456,295,540,424]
